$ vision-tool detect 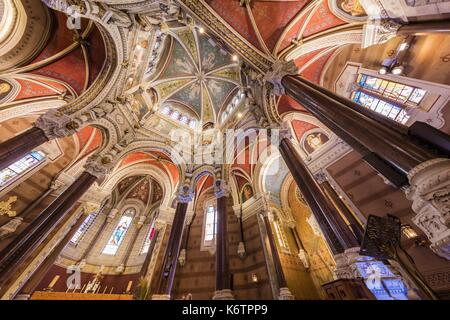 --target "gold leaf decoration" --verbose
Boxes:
[202,83,214,123]
[154,79,192,101]
[0,196,18,217]
[176,29,199,65]
[210,67,239,81]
